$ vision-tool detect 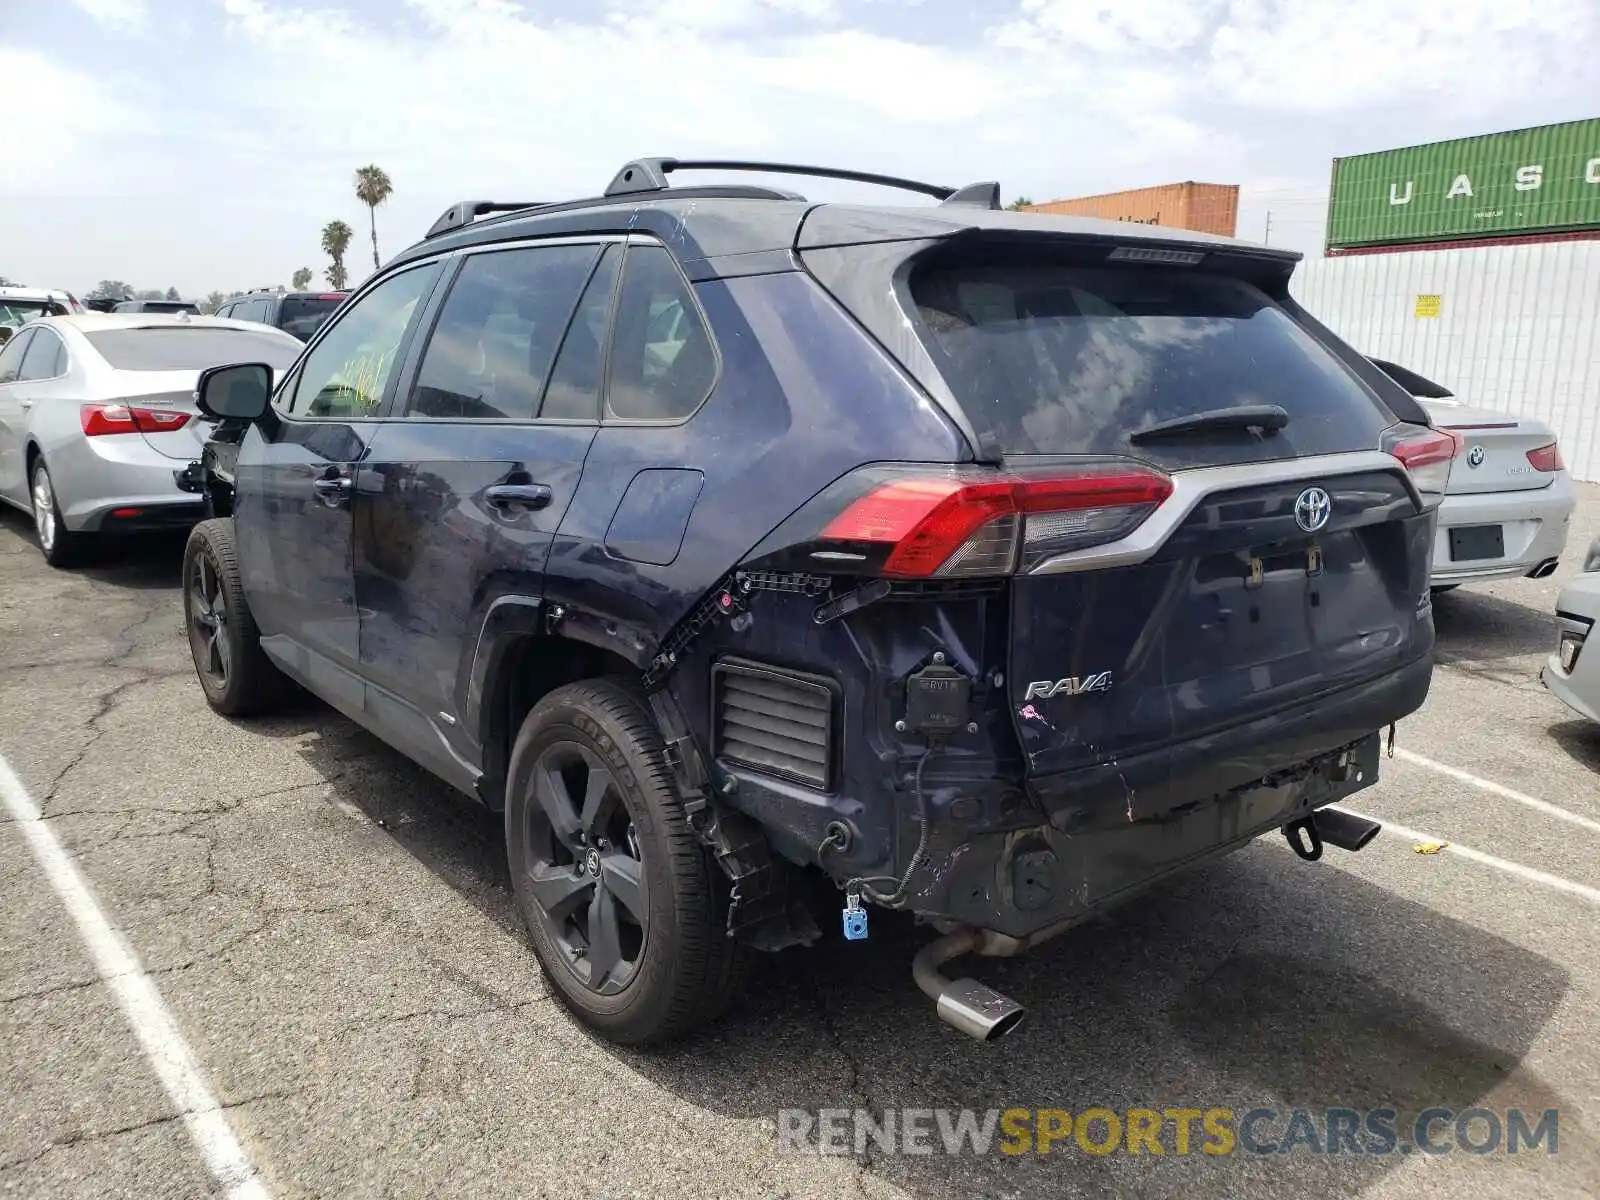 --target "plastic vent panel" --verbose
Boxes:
[712,658,837,791]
